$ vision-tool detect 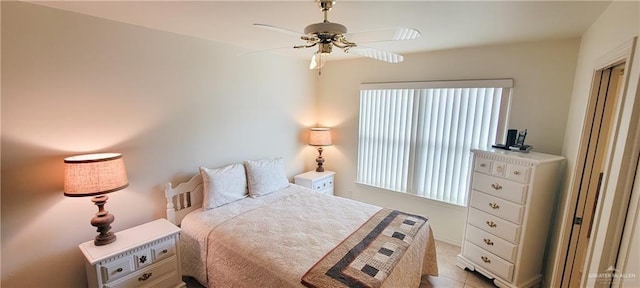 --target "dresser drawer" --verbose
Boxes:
[470,191,524,224]
[468,208,520,244]
[472,173,527,204]
[105,256,178,288]
[474,157,492,174]
[463,242,514,281]
[506,164,531,183]
[100,256,135,284]
[465,225,517,262]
